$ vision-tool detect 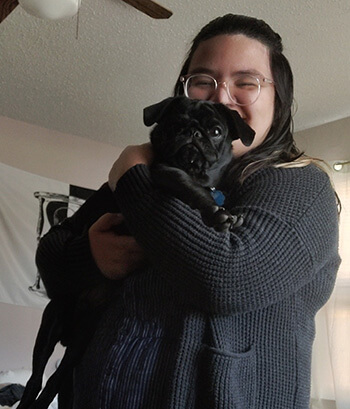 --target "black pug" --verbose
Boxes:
[145,96,255,232]
[17,96,254,409]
